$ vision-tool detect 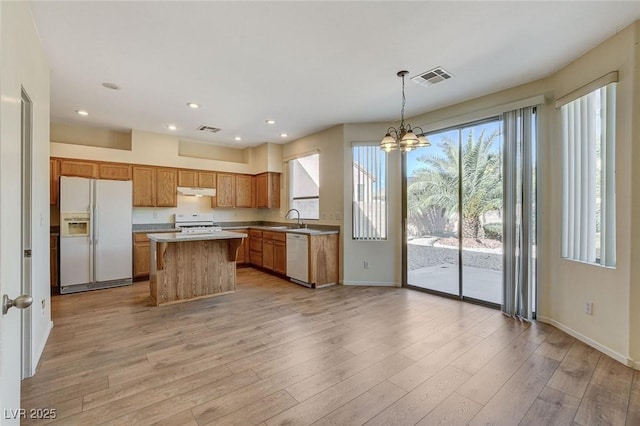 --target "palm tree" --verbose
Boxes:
[408,129,502,239]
